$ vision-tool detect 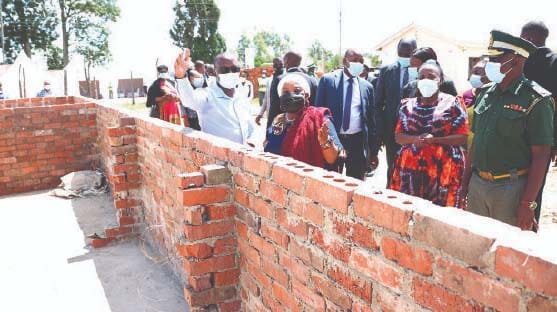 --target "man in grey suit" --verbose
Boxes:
[316,49,380,180]
[376,38,417,186]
